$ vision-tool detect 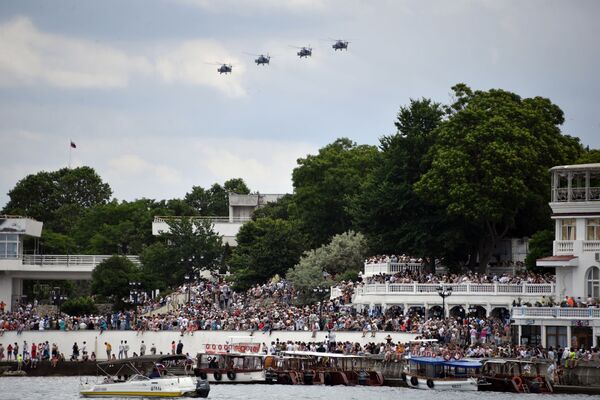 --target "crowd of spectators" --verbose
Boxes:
[360,270,556,285]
